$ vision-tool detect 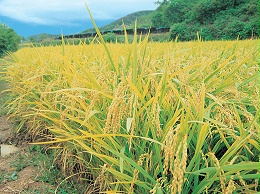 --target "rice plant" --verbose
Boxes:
[3,19,259,193]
